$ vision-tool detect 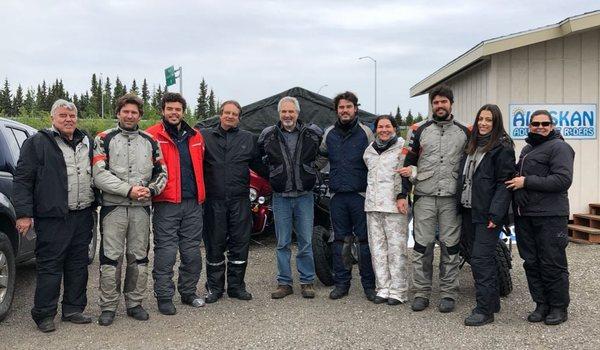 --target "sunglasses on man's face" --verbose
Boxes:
[530,121,552,127]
